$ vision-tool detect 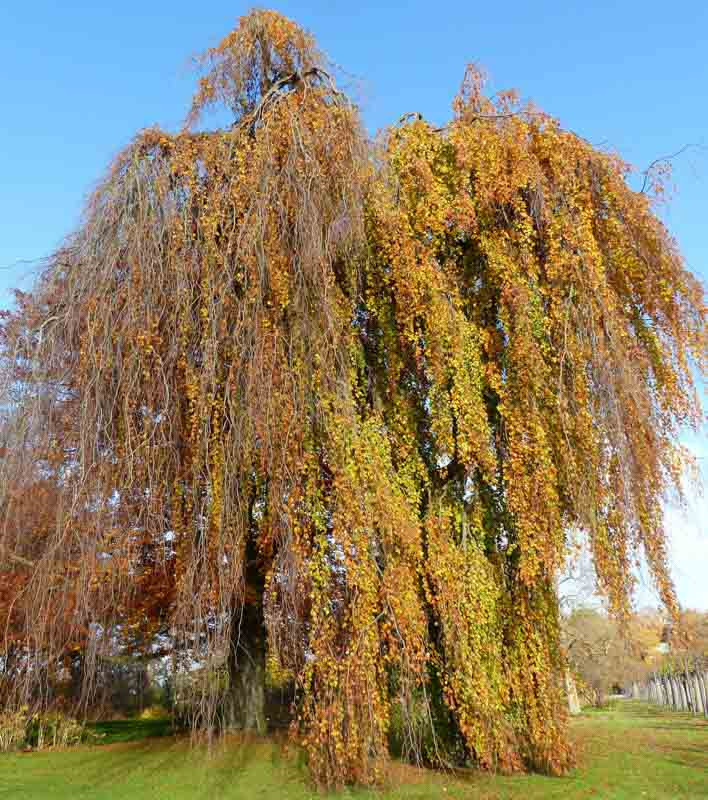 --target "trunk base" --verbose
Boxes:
[225,650,266,733]
[224,592,267,734]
